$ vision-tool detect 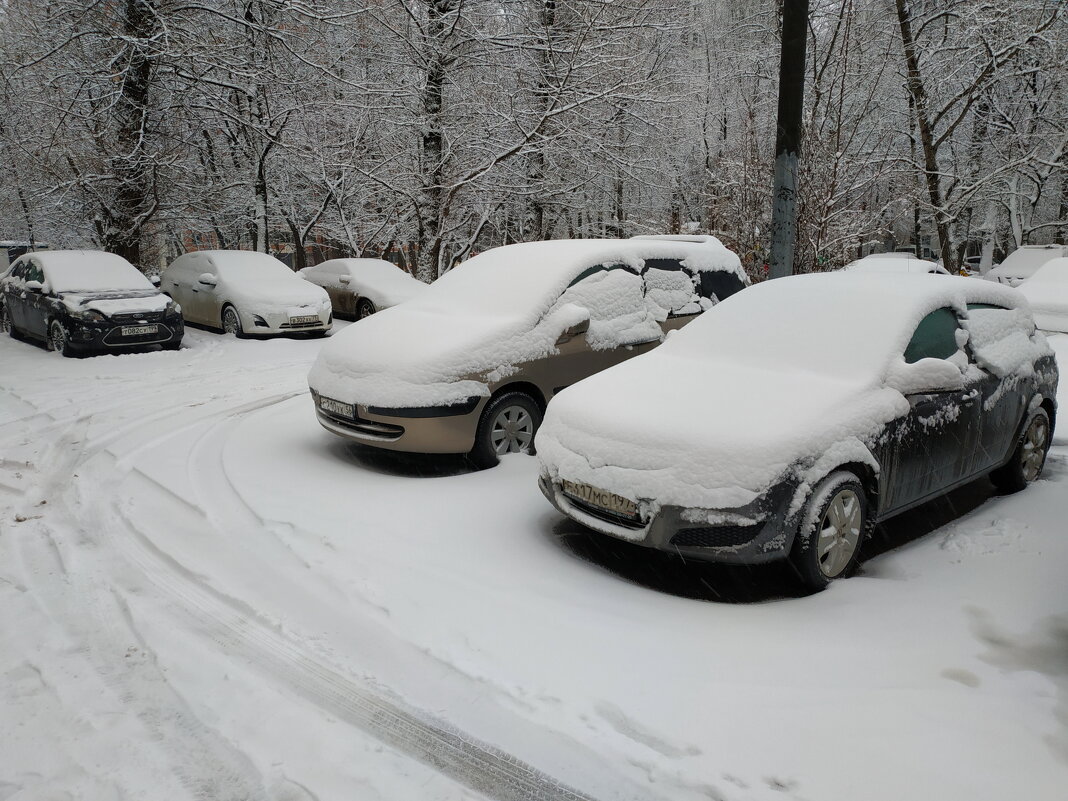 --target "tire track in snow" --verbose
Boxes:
[11,379,657,801]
